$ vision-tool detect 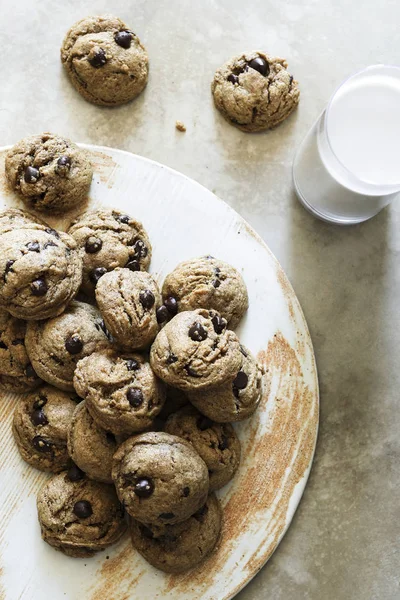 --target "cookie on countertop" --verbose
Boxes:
[25,301,112,391]
[161,256,248,328]
[0,227,82,321]
[129,493,222,573]
[37,470,126,557]
[12,385,78,472]
[165,405,241,491]
[150,309,242,392]
[5,133,93,213]
[74,349,165,437]
[112,432,209,526]
[212,51,300,132]
[0,208,48,236]
[67,209,151,296]
[61,14,149,107]
[188,345,262,422]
